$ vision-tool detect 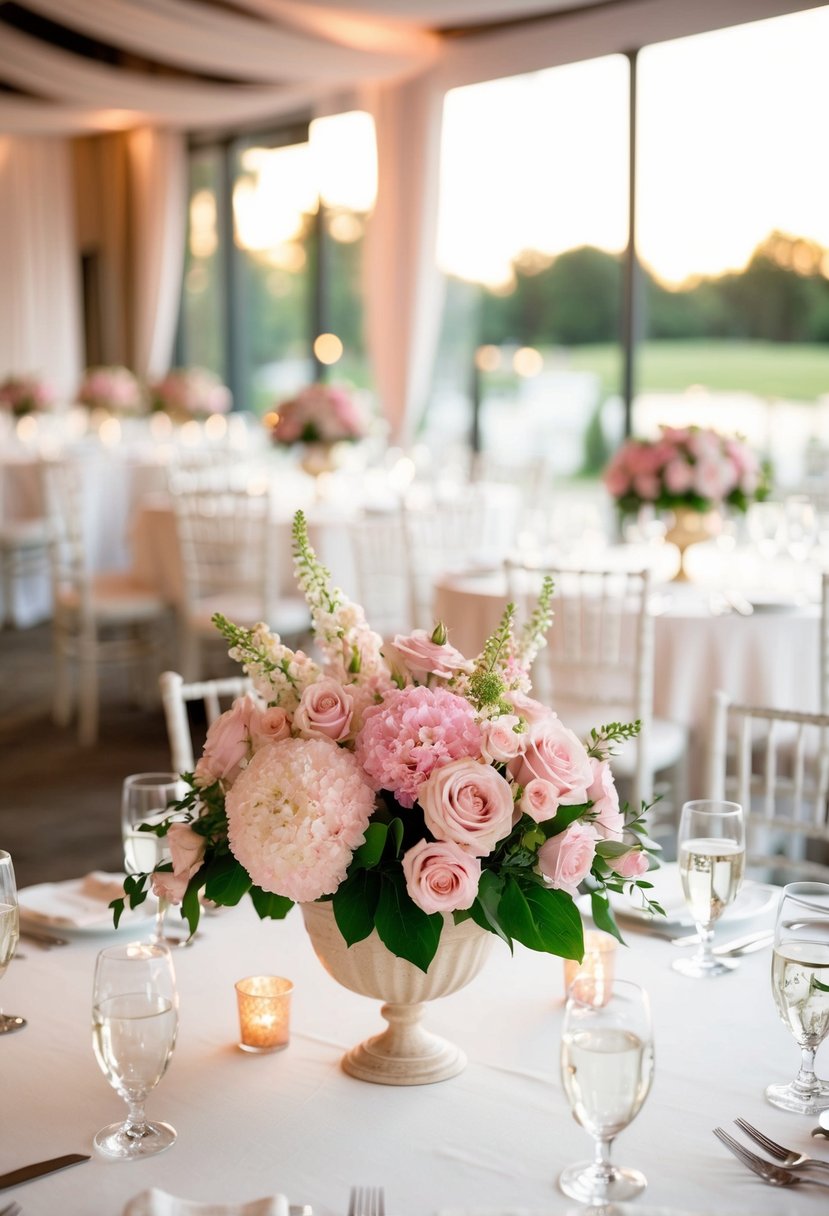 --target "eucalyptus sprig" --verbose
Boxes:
[586,720,642,761]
